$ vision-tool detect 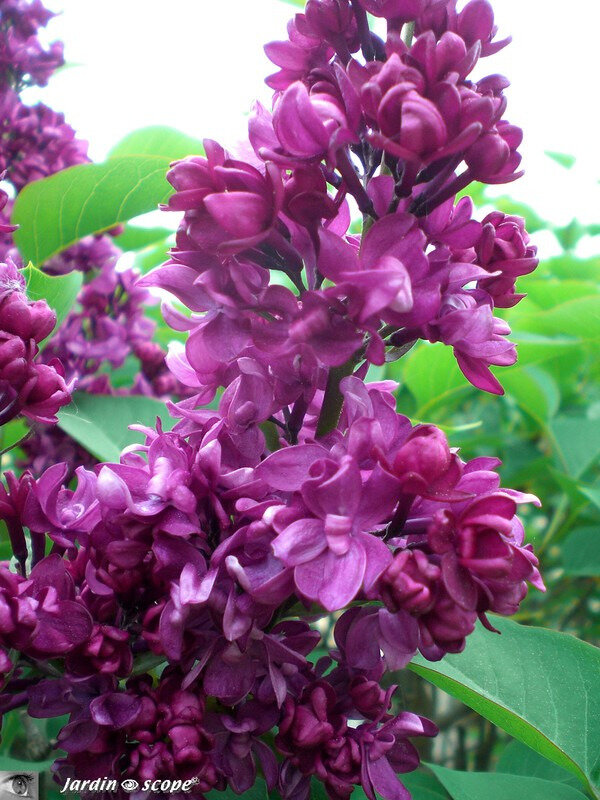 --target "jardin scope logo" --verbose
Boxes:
[59,777,200,794]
